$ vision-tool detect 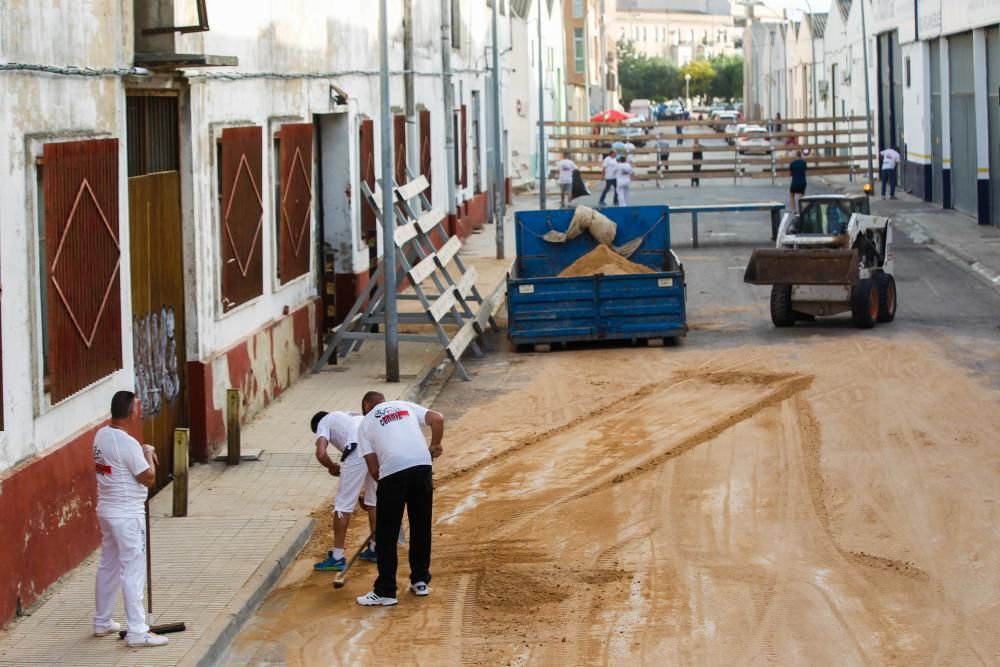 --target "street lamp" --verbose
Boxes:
[685,73,691,107]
